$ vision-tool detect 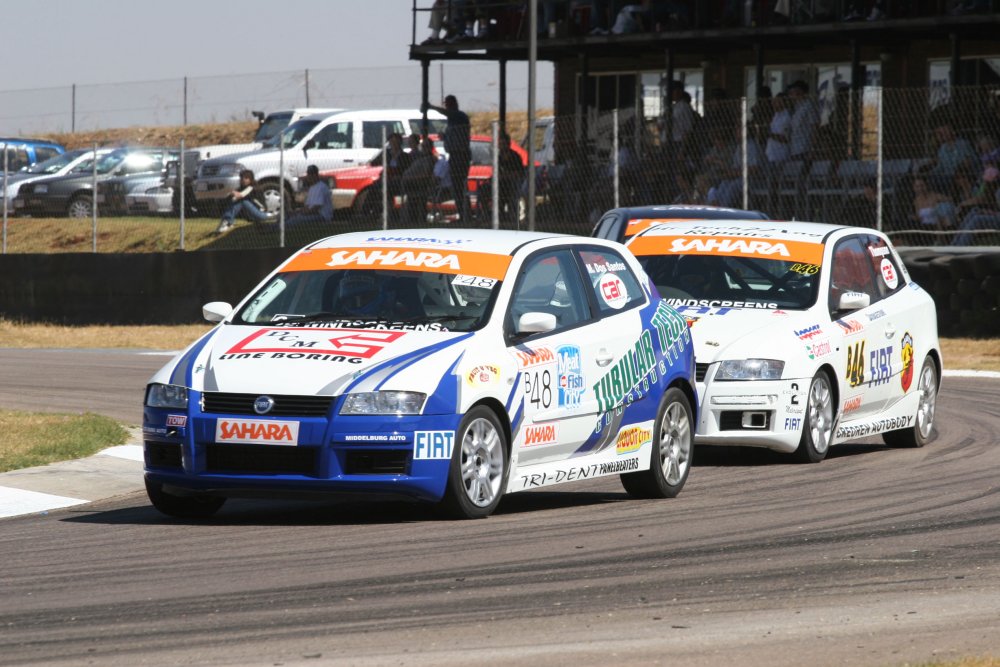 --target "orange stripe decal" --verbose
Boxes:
[281,246,513,279]
[628,235,824,265]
